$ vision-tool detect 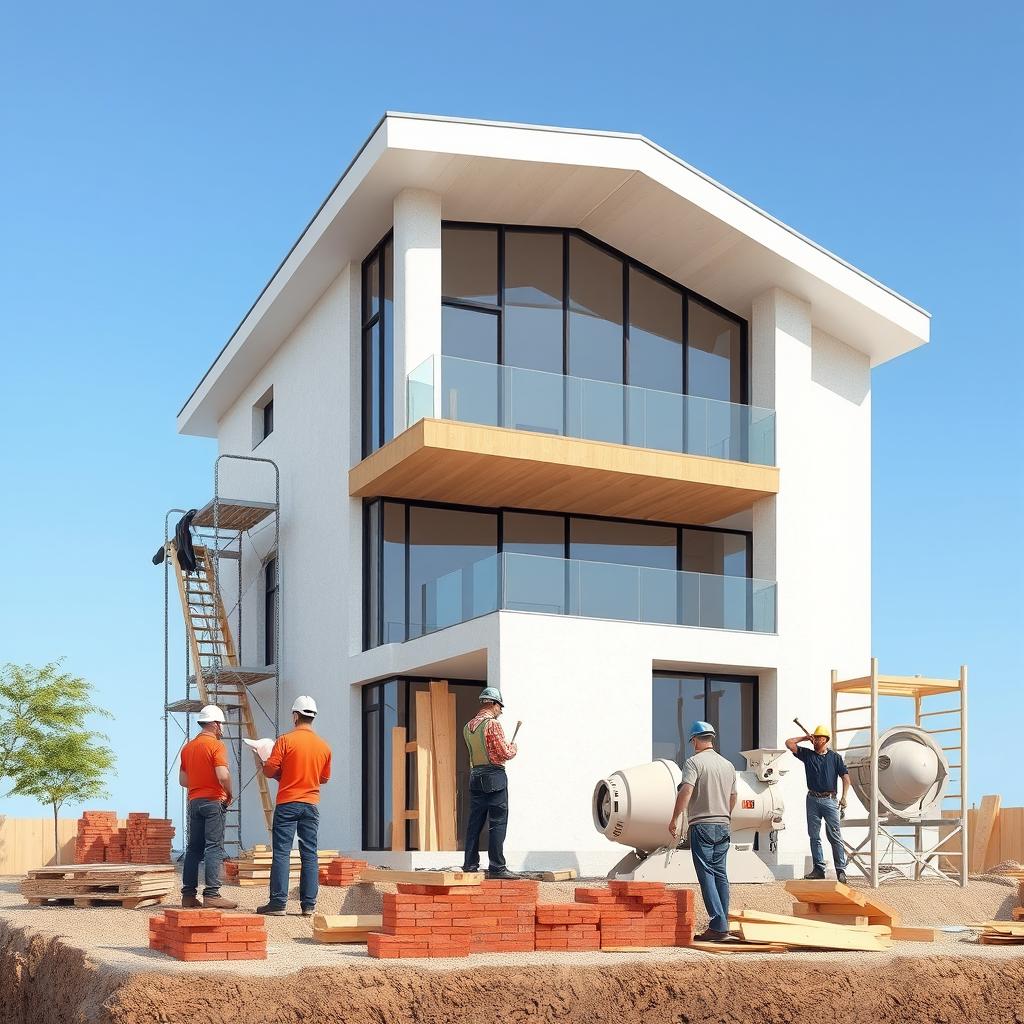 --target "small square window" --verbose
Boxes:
[252,387,274,448]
